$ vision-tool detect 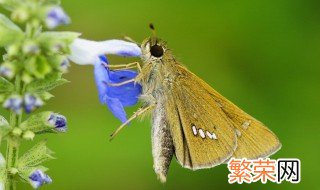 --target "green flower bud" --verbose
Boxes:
[22,72,33,84]
[47,55,69,72]
[0,62,16,79]
[6,44,21,58]
[22,131,35,141]
[22,40,40,55]
[9,168,18,175]
[19,111,67,133]
[25,55,52,79]
[50,42,65,54]
[12,127,22,137]
[11,7,29,23]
